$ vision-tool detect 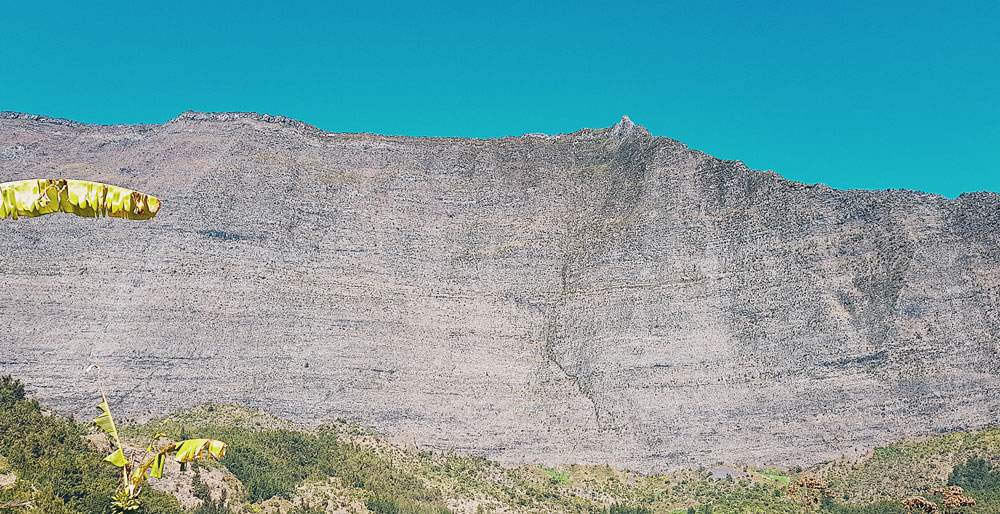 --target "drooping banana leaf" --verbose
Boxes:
[0,178,161,220]
[174,438,227,463]
[147,439,227,479]
[148,453,168,479]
